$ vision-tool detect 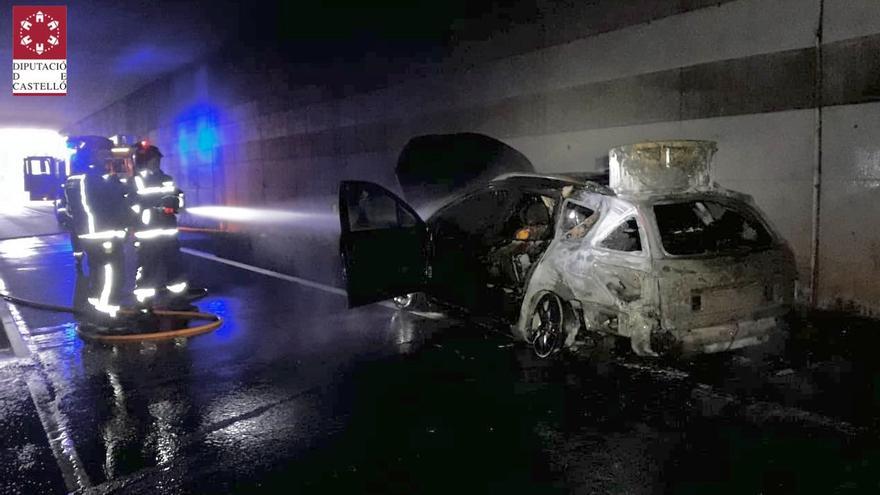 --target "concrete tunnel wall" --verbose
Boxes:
[64,0,880,314]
